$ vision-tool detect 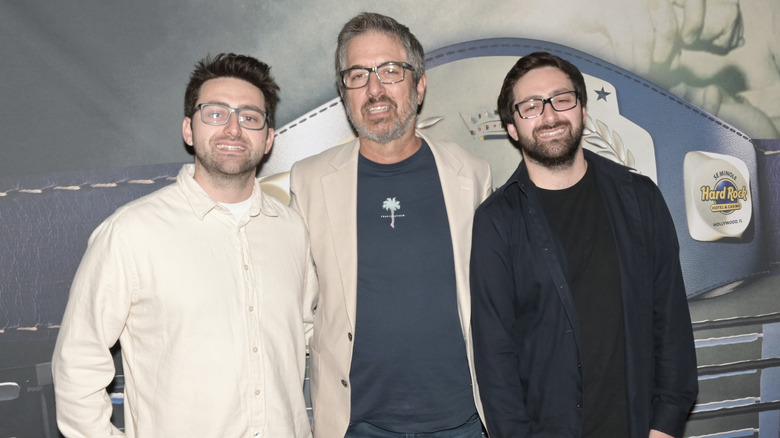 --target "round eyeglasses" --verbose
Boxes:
[197,103,268,130]
[340,62,415,89]
[514,91,579,119]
